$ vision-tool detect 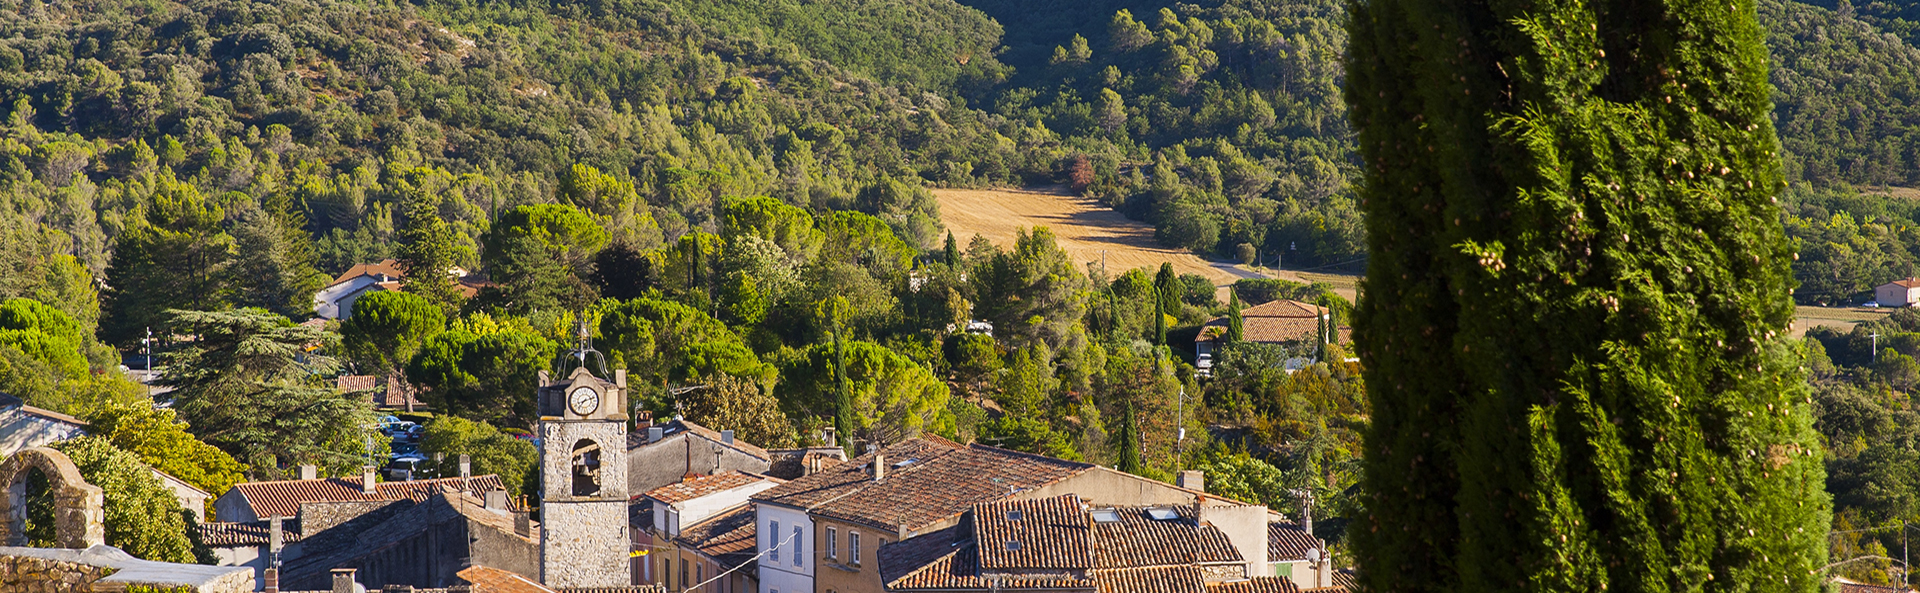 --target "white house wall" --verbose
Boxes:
[756,504,813,593]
